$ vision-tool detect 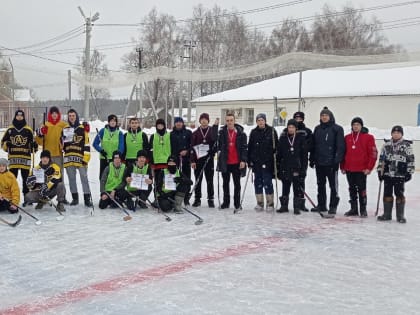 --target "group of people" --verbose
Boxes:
[0,106,415,224]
